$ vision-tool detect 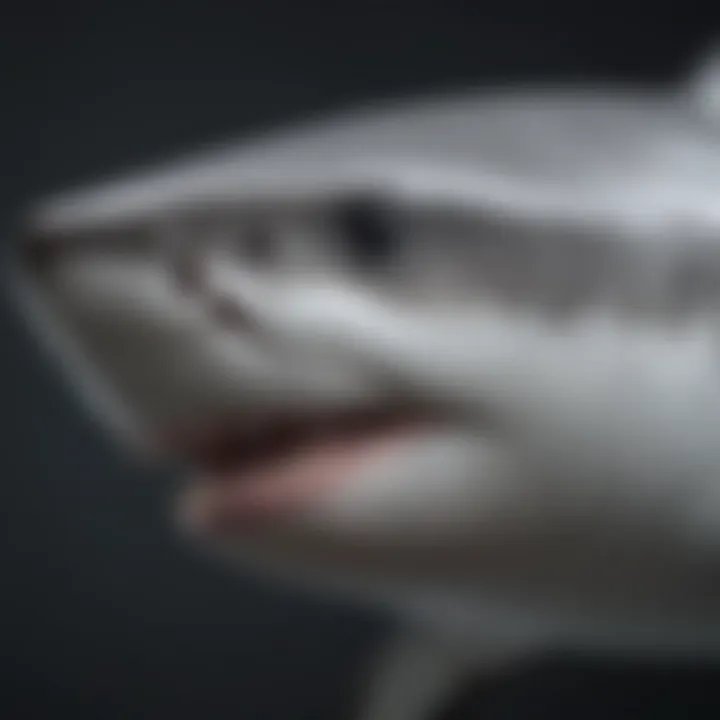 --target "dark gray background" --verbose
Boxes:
[4,4,720,718]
